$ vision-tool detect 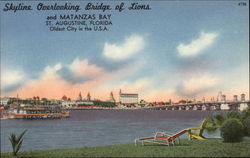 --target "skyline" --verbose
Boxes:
[1,1,249,101]
[0,89,247,102]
